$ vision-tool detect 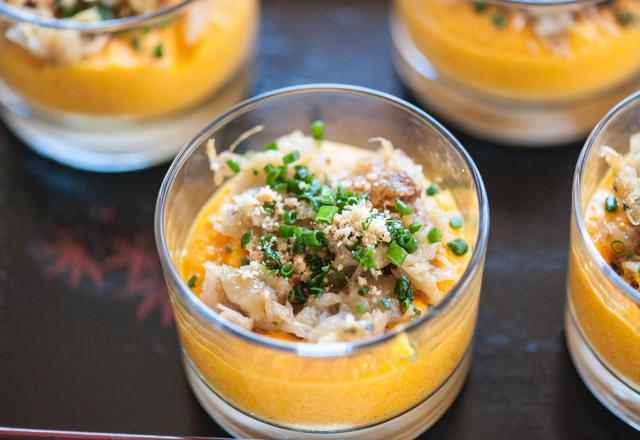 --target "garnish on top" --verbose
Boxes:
[194,123,470,342]
[587,137,640,288]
